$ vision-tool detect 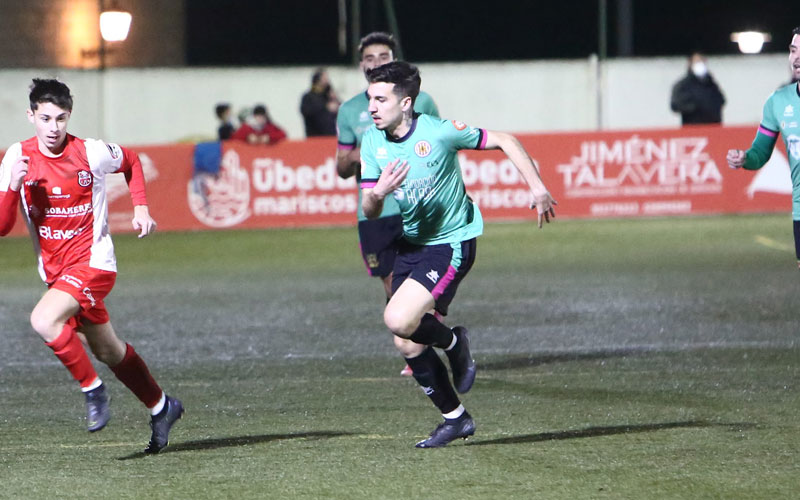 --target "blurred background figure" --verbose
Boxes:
[670,52,726,125]
[215,103,235,140]
[300,68,340,137]
[231,104,286,145]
